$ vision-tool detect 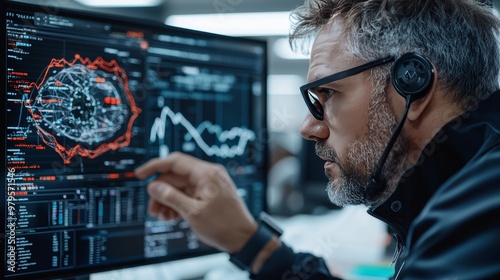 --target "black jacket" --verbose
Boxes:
[254,91,500,280]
